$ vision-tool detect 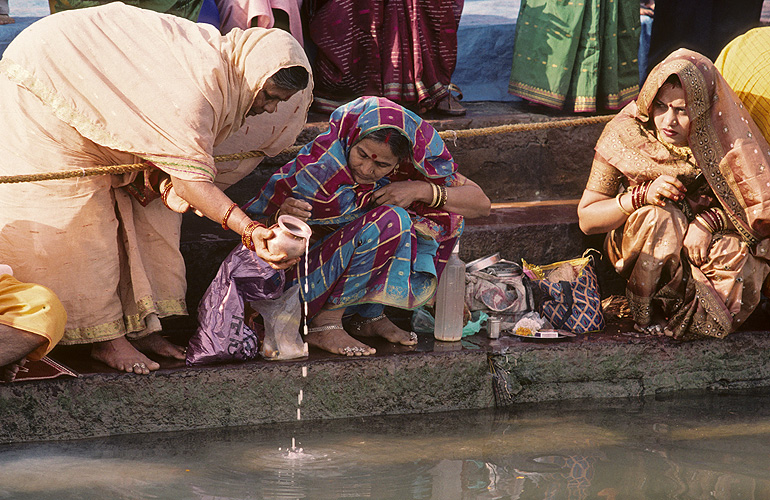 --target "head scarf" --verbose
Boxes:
[0,2,312,182]
[595,48,770,245]
[244,96,463,241]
